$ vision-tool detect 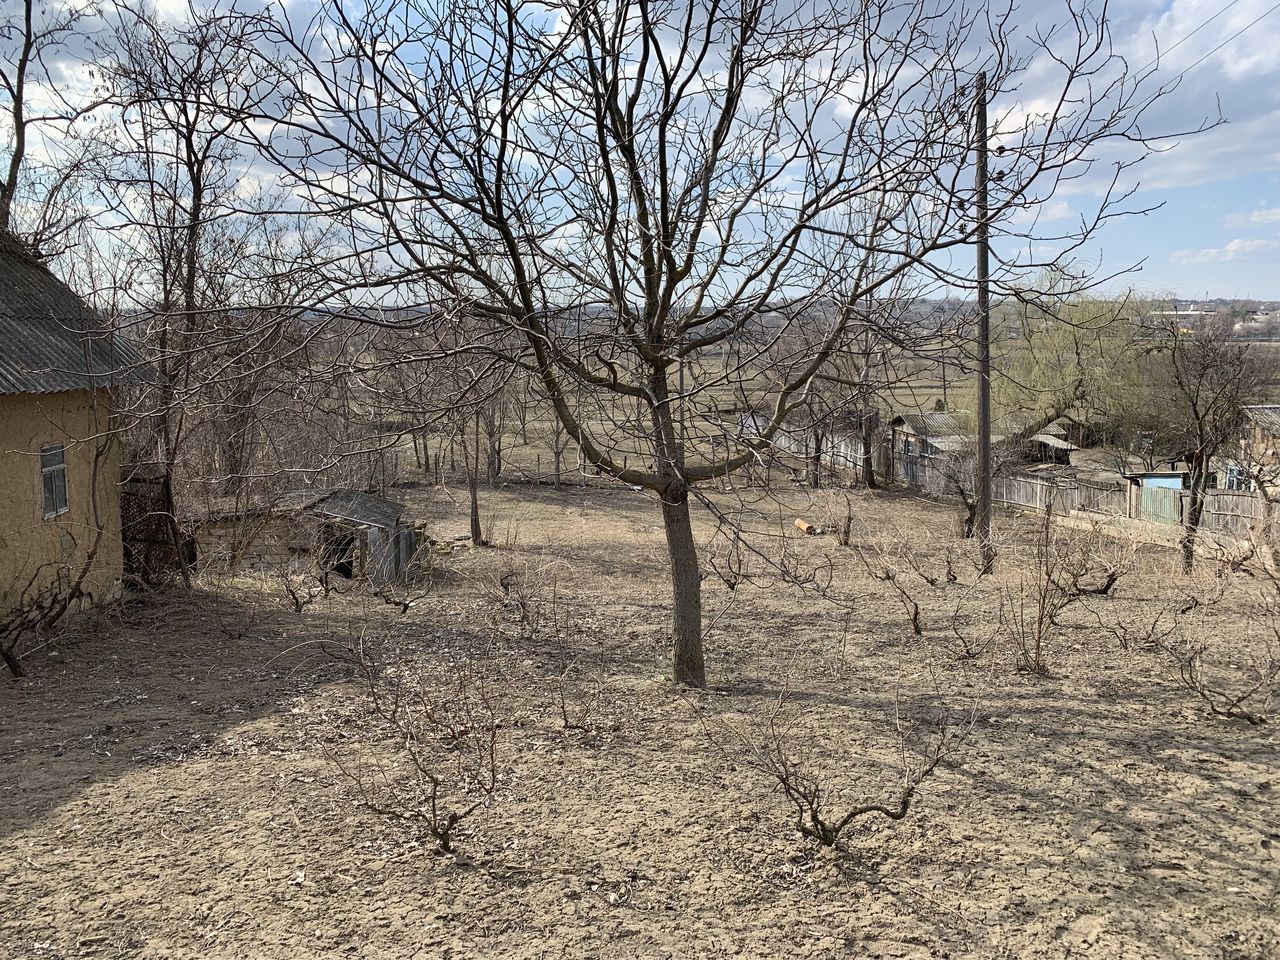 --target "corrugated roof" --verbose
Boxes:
[1245,405,1280,433]
[1029,433,1078,451]
[1002,412,1067,437]
[0,233,148,395]
[277,488,405,529]
[894,411,972,439]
